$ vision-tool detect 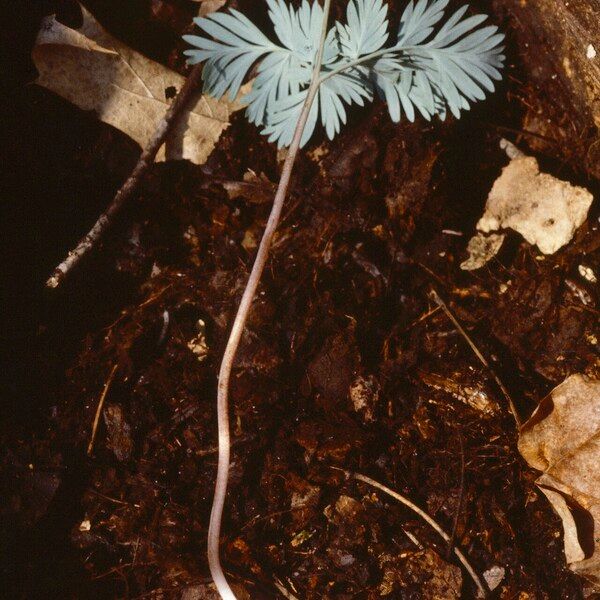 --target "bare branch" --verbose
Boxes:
[46,63,204,289]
